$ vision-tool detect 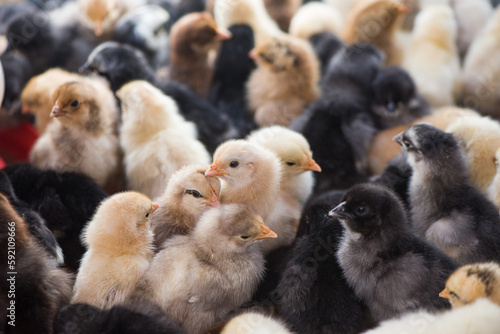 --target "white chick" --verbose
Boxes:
[289,2,343,40]
[134,204,277,334]
[72,191,158,309]
[116,80,211,200]
[222,312,292,334]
